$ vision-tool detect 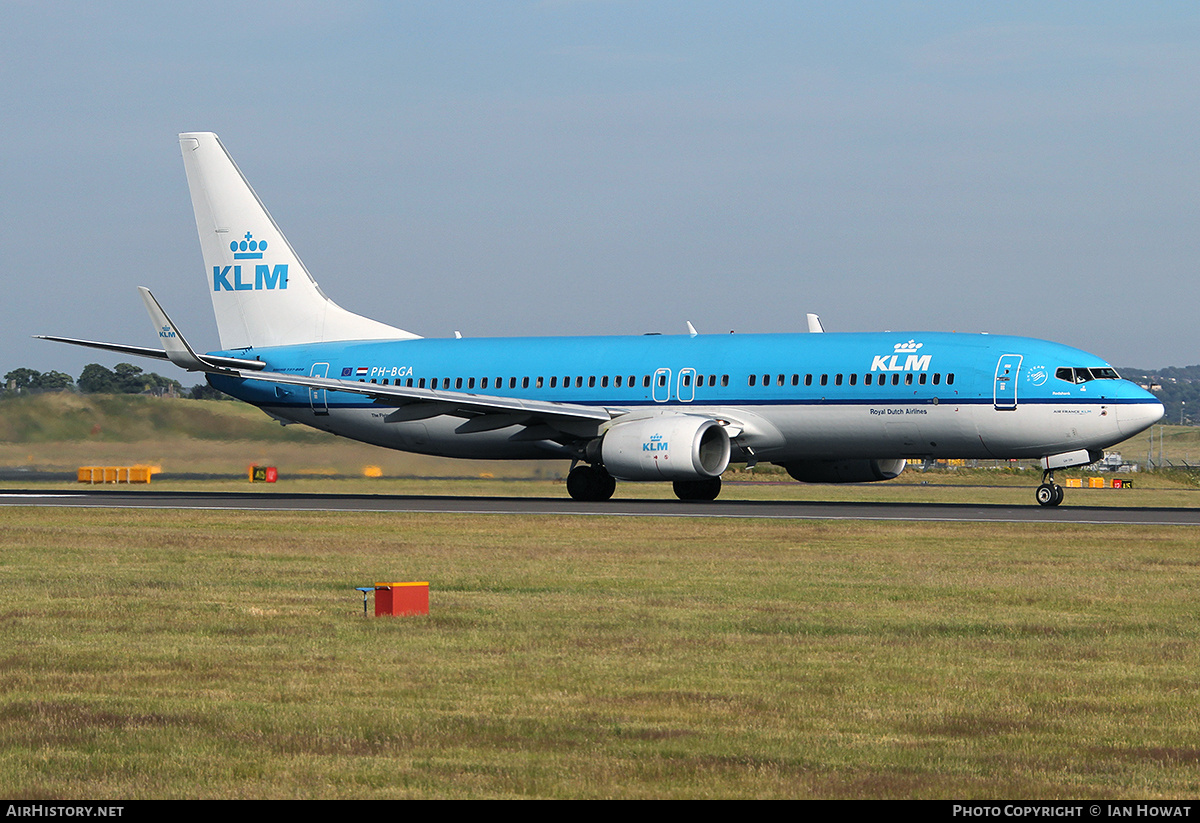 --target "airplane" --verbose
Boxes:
[40,132,1164,506]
